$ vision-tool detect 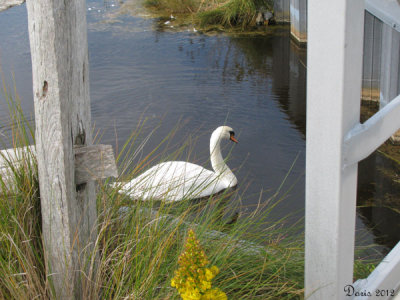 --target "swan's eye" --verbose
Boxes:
[229,131,238,143]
